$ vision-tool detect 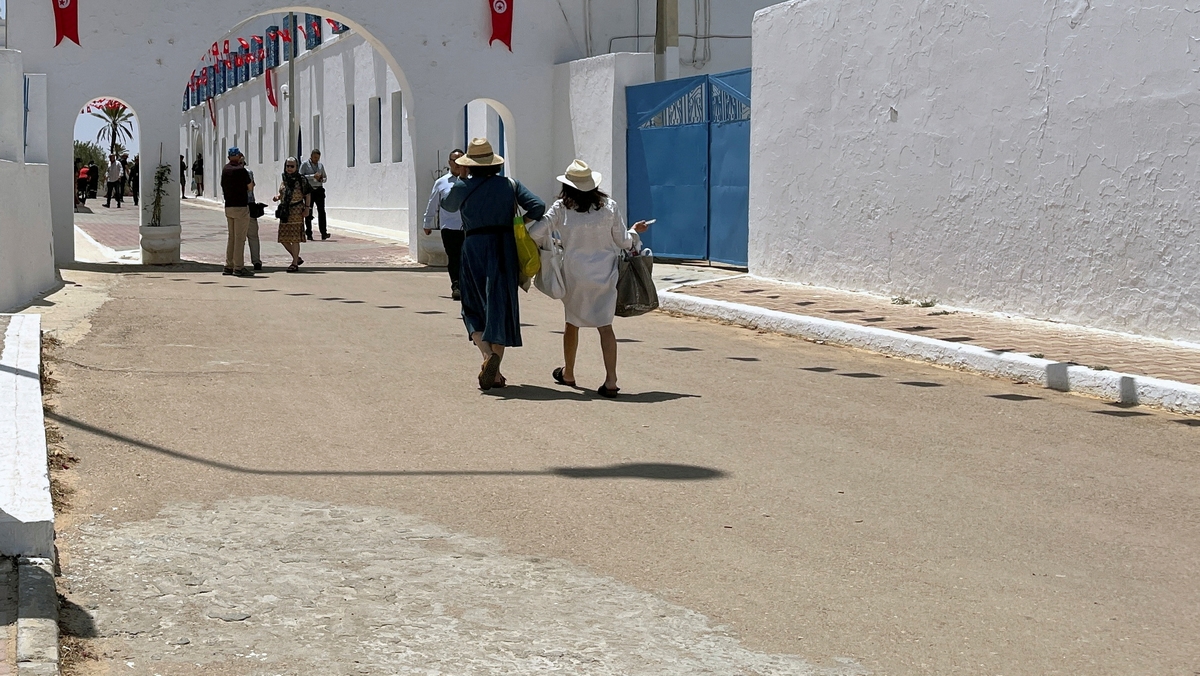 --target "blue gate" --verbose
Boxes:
[626,69,751,266]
